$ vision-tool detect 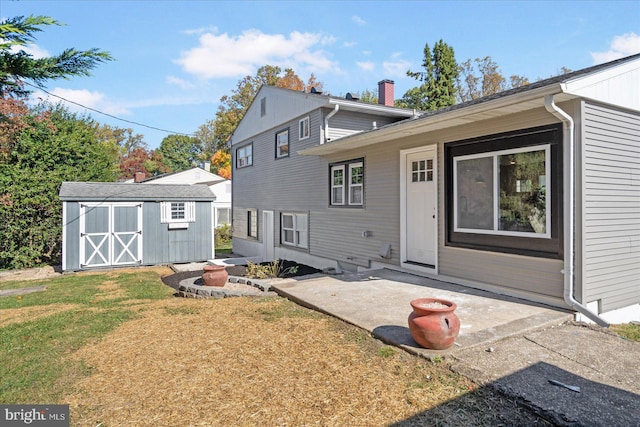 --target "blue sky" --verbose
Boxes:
[2,0,639,149]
